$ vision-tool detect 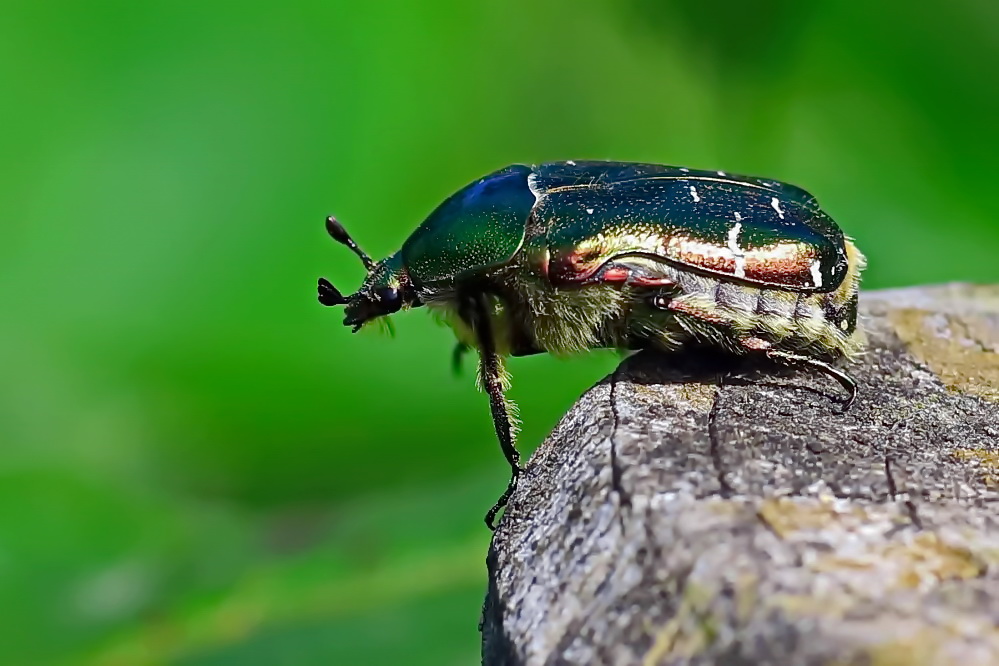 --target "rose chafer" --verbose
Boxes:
[319,161,866,527]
